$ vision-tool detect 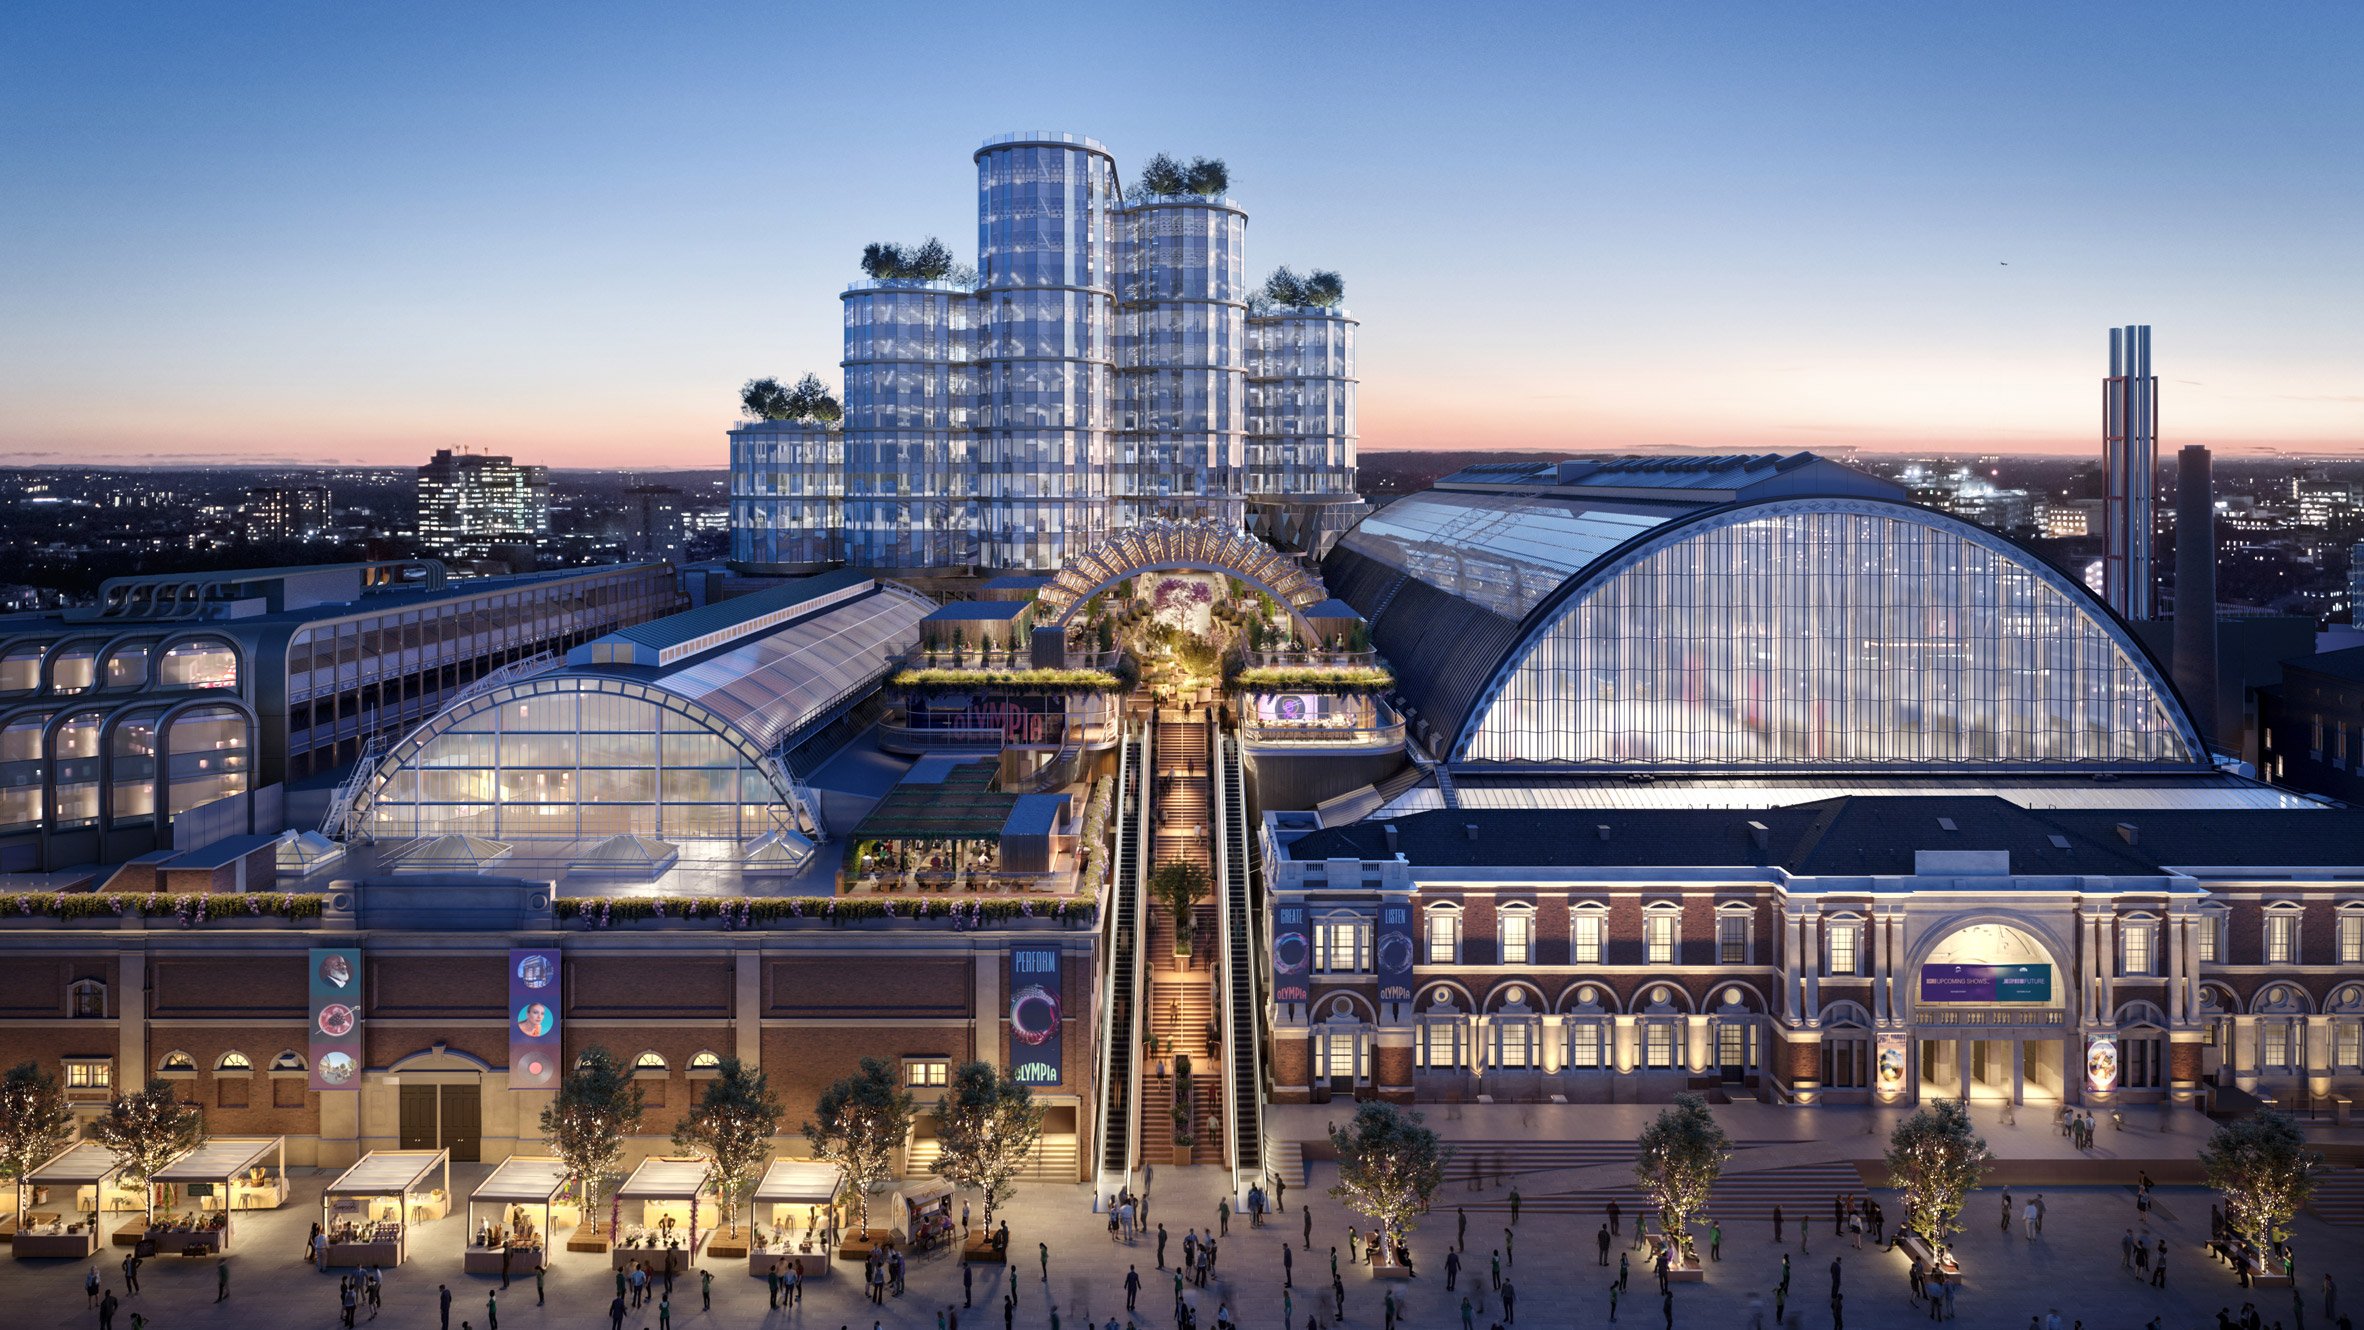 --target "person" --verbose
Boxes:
[122,1252,140,1295]
[1449,1248,1463,1289]
[1774,1205,1784,1243]
[87,1267,102,1308]
[1942,1274,1958,1321]
[1849,1210,1862,1250]
[1158,1223,1169,1268]
[440,1285,453,1330]
[791,1261,805,1306]
[1276,1173,1287,1212]
[1493,1249,1504,1292]
[1303,1206,1313,1251]
[769,1265,783,1309]
[1609,1282,1621,1323]
[2023,1198,2039,1239]
[1285,1241,1295,1287]
[1711,1219,1723,1261]
[608,1296,625,1330]
[1909,1254,1926,1303]
[2001,1191,2013,1235]
[2155,1238,2170,1289]
[216,1257,230,1302]
[1598,1226,1612,1266]
[2034,1194,2047,1235]
[1504,1279,1518,1324]
[657,1294,669,1330]
[486,1289,499,1330]
[1127,1266,1142,1312]
[1609,1199,1622,1236]
[1217,1198,1229,1237]
[1041,1240,1052,1281]
[965,1262,975,1307]
[2126,1229,2140,1269]
[2326,1276,2338,1323]
[1620,1250,1631,1292]
[99,1290,118,1330]
[1458,1207,1469,1249]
